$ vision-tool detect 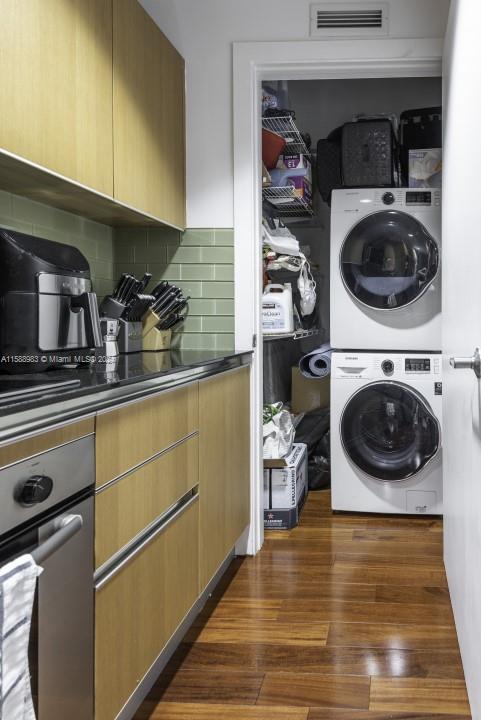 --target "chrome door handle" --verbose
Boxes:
[32,514,83,565]
[450,348,481,378]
